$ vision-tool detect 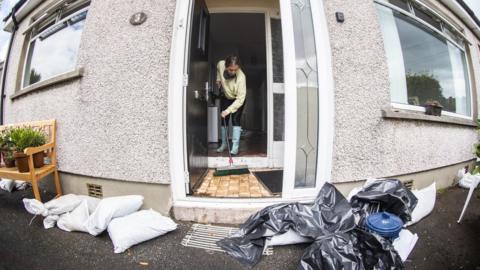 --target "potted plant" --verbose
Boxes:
[424,100,443,116]
[0,130,15,168]
[10,127,47,172]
